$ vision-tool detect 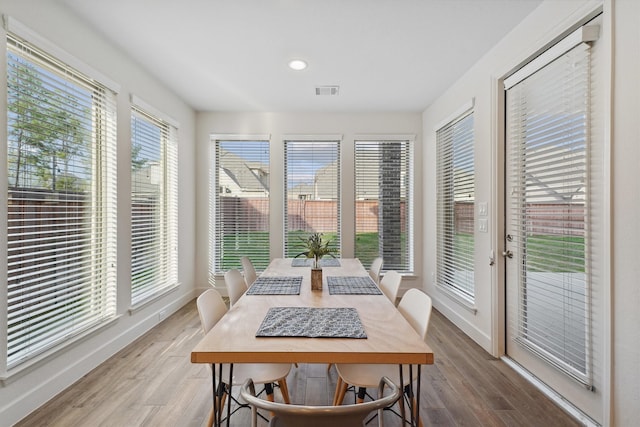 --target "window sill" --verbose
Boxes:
[1,315,121,385]
[128,282,181,315]
[436,283,478,314]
